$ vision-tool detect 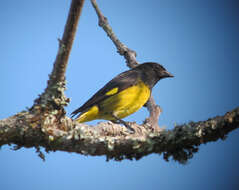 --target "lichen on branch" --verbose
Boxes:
[0,107,238,163]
